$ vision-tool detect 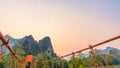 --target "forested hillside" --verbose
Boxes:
[5,35,56,57]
